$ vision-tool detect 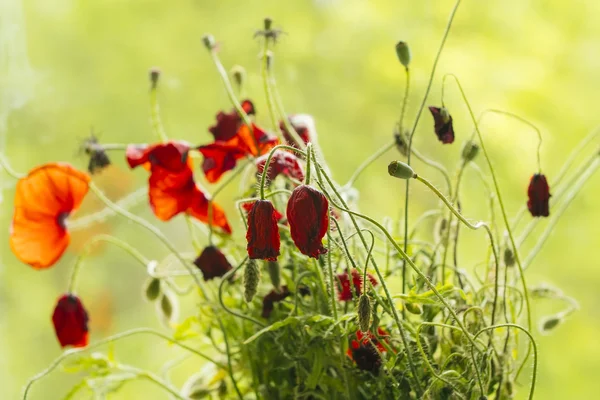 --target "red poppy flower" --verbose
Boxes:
[262,285,291,318]
[246,199,280,261]
[428,106,455,144]
[280,116,311,148]
[256,150,305,184]
[241,201,285,222]
[209,100,256,142]
[527,173,551,217]
[9,163,91,269]
[193,246,233,281]
[286,185,329,258]
[126,141,231,233]
[347,328,391,373]
[336,269,378,301]
[52,294,89,348]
